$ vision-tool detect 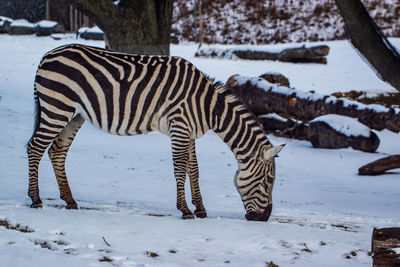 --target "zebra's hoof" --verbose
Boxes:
[66,202,78,209]
[30,202,43,208]
[181,213,195,219]
[195,210,207,218]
